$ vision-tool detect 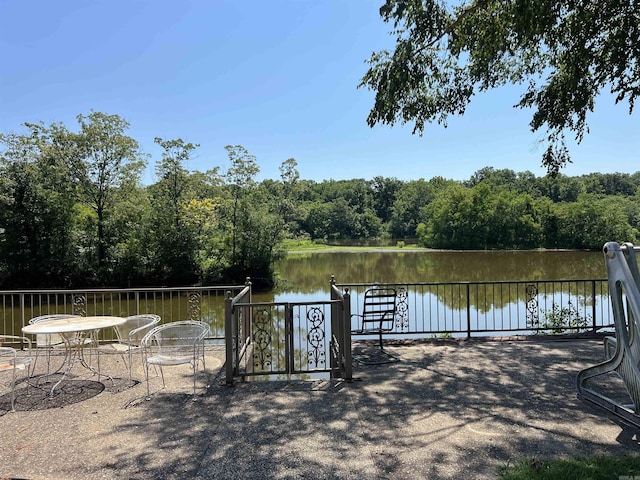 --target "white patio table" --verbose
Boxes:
[23,316,126,396]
